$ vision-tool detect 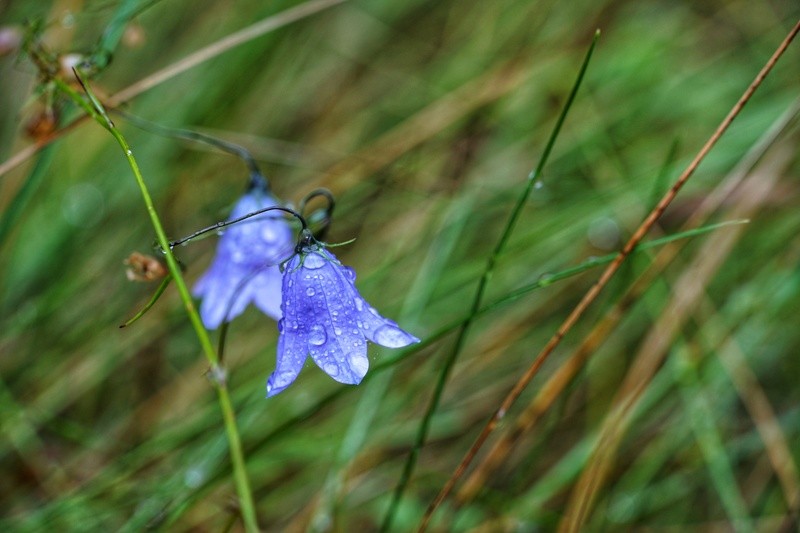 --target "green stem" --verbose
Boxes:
[380,30,601,532]
[55,76,259,532]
